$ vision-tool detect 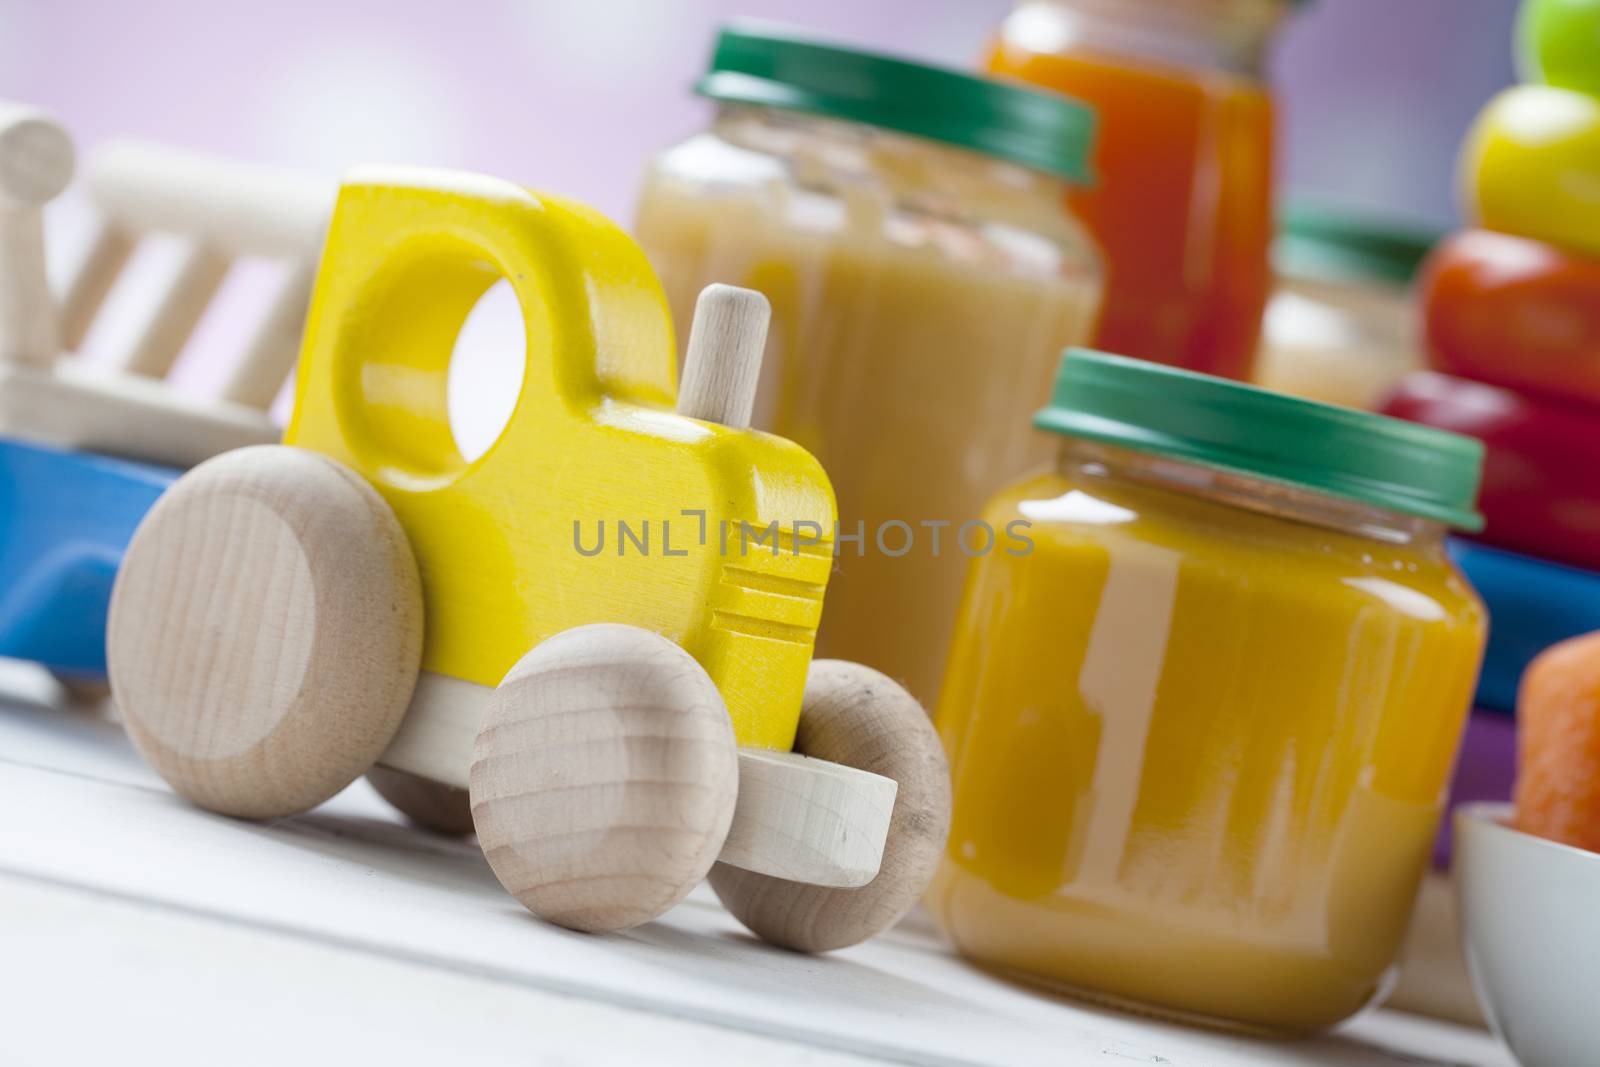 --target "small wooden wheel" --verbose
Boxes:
[367,766,474,836]
[470,623,738,934]
[709,660,952,953]
[51,672,111,706]
[107,445,424,819]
